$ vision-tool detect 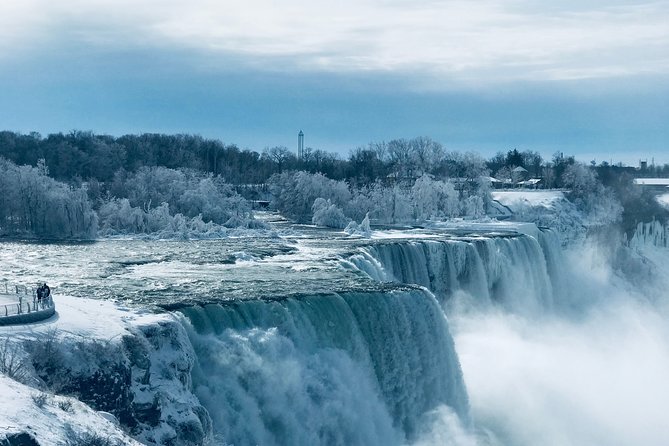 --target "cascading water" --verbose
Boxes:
[178,288,469,446]
[345,230,566,314]
[5,225,665,446]
[628,220,668,249]
[535,229,570,307]
[147,228,570,445]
